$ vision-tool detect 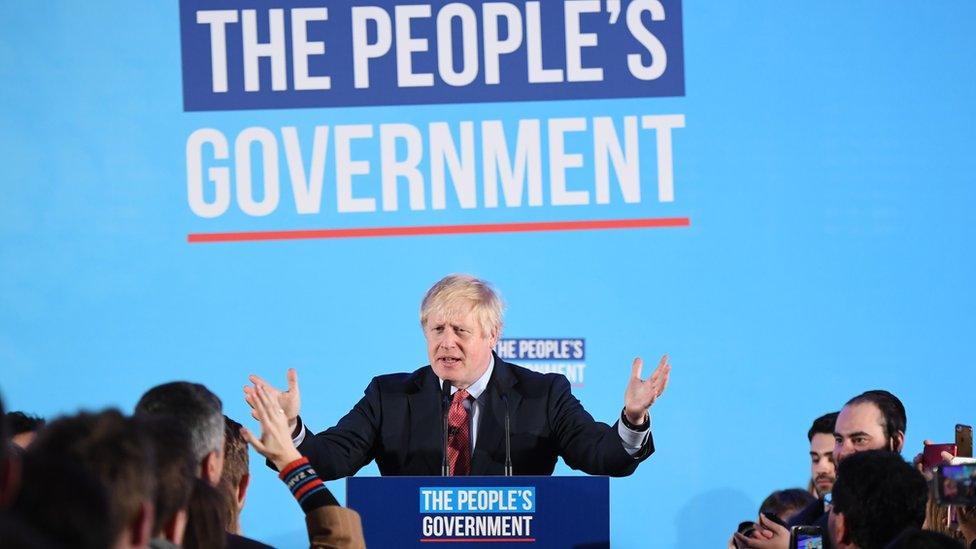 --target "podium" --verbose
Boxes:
[347,476,609,547]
